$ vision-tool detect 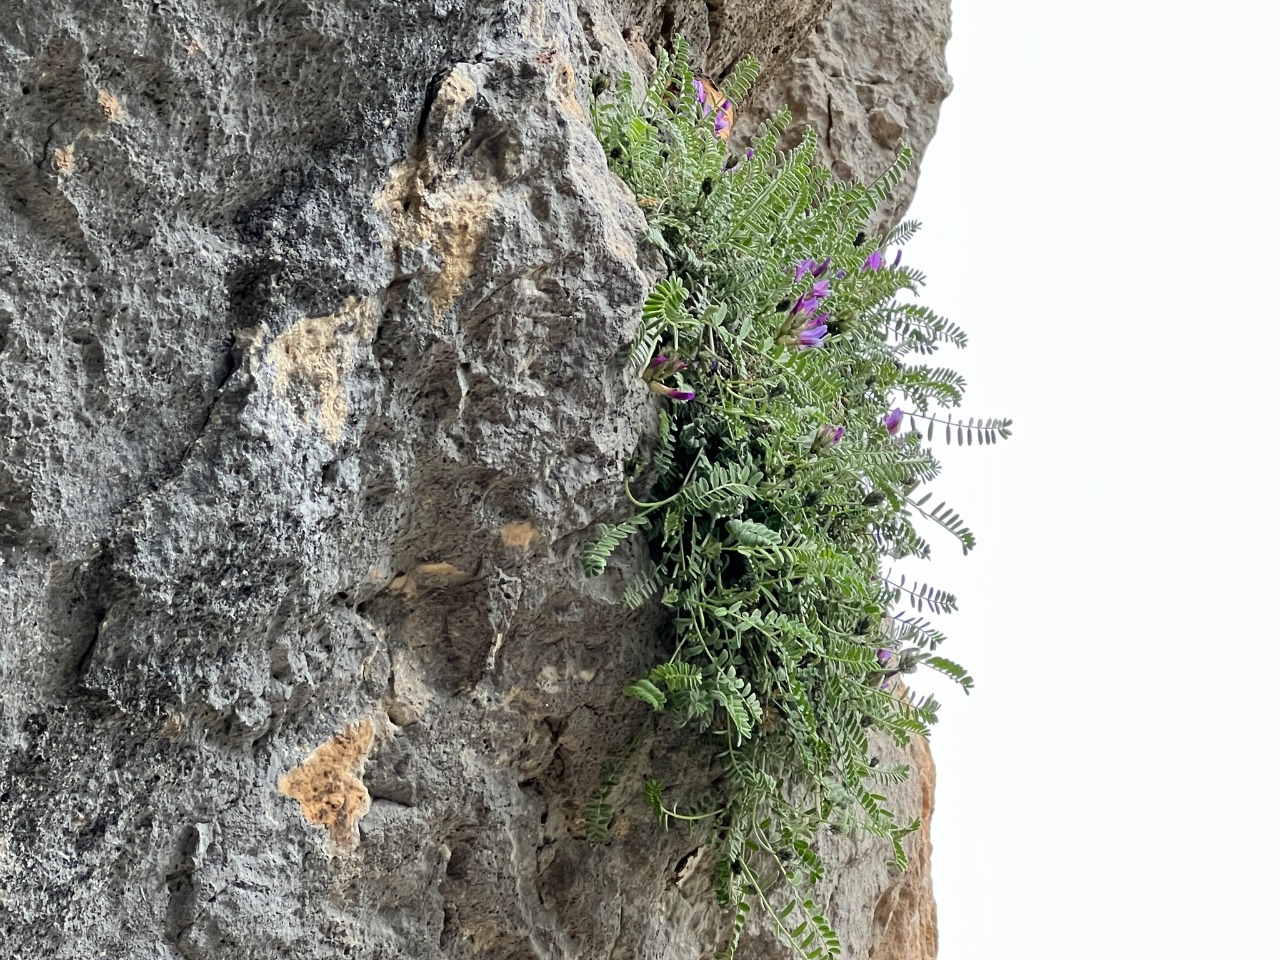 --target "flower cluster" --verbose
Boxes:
[589,42,997,960]
[644,355,695,402]
[778,258,837,349]
[811,423,845,453]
